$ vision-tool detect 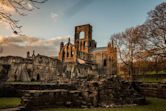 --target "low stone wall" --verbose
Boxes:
[21,90,86,110]
[138,82,166,99]
[18,77,145,110]
[4,83,76,90]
